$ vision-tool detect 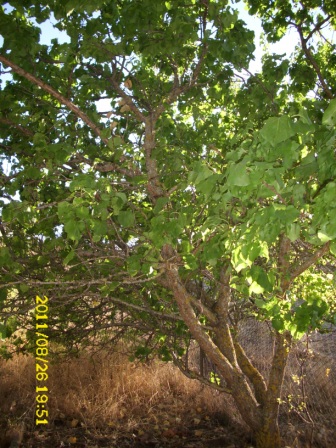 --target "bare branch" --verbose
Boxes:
[106,296,183,323]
